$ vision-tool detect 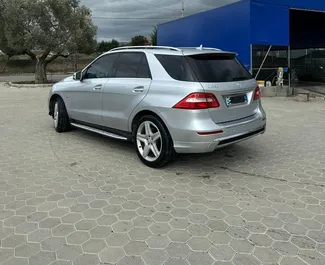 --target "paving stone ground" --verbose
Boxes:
[0,83,325,265]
